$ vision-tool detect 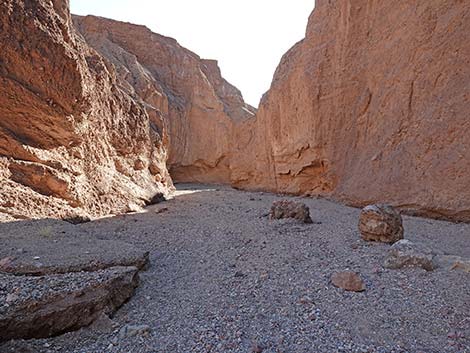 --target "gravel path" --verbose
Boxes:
[1,184,469,353]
